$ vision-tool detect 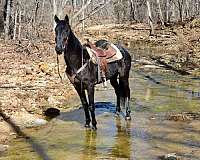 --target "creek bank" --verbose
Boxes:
[81,19,200,77]
[0,39,79,148]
